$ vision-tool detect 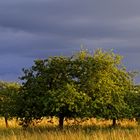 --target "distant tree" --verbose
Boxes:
[0,81,20,127]
[125,85,140,123]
